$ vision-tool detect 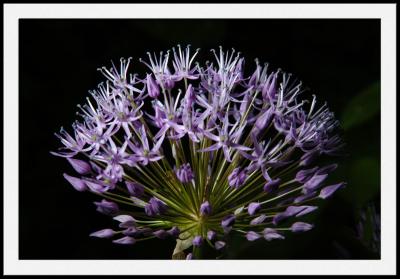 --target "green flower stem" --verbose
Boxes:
[222,179,298,211]
[135,235,157,242]
[94,192,141,208]
[259,186,303,206]
[123,172,196,220]
[192,245,203,259]
[213,170,263,210]
[147,163,193,210]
